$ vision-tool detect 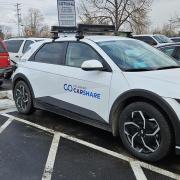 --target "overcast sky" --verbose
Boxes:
[0,0,180,35]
